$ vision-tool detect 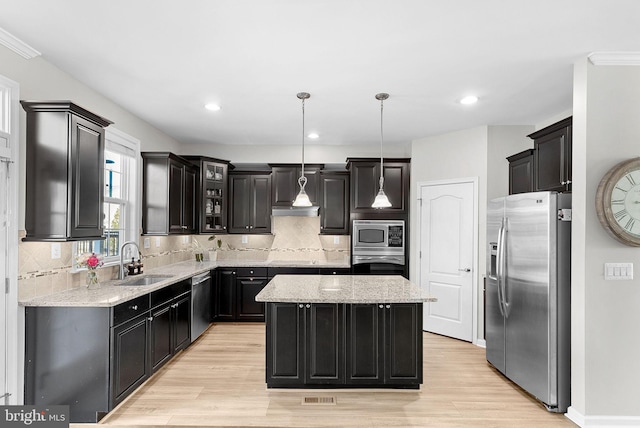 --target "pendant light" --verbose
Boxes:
[372,93,392,208]
[292,92,312,207]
